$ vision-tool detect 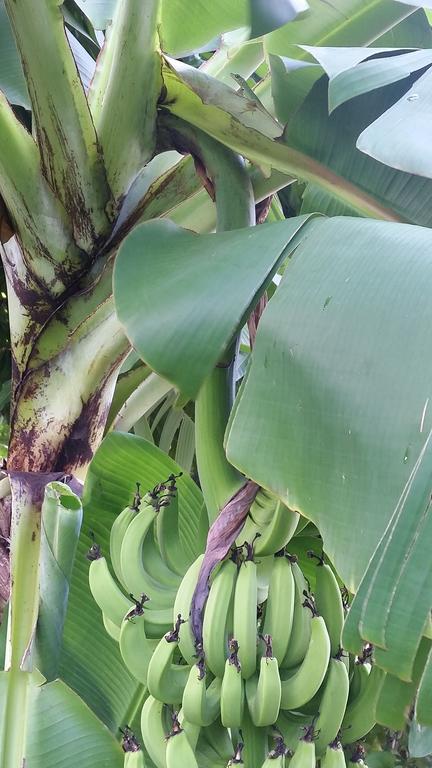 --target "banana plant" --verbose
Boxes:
[2,0,432,766]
